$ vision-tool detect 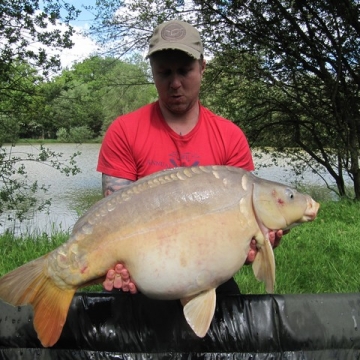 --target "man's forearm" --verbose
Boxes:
[102,174,133,197]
